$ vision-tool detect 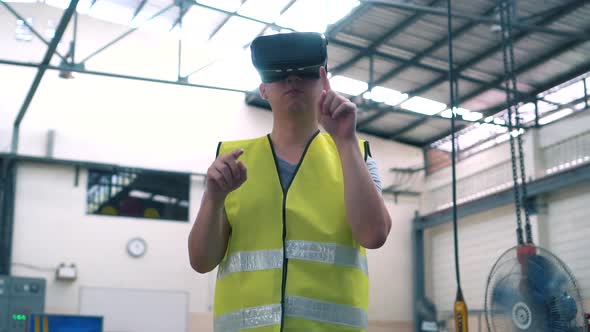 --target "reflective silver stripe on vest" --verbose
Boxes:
[214,303,281,332]
[218,249,283,279]
[285,240,368,275]
[214,297,368,331]
[286,295,368,329]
